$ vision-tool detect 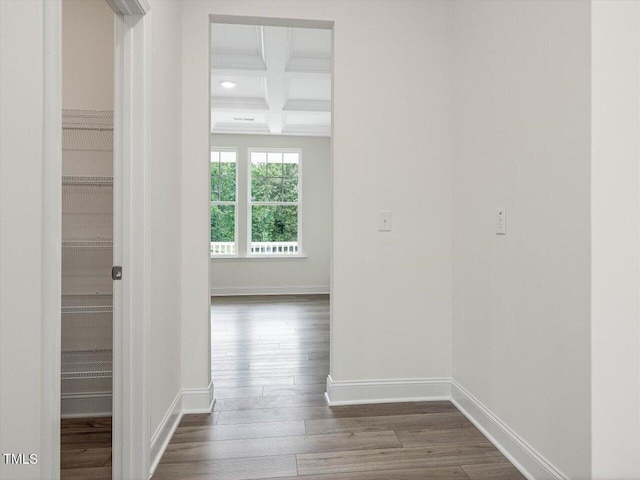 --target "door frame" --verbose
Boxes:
[207,13,335,399]
[111,7,152,479]
[41,1,151,478]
